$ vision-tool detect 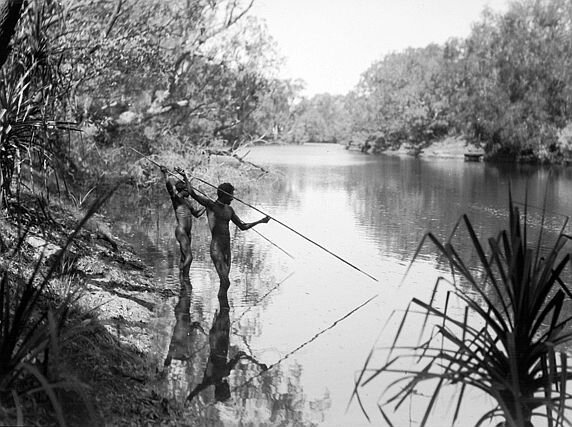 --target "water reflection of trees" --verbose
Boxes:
[252,170,305,213]
[343,158,572,266]
[233,362,331,425]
